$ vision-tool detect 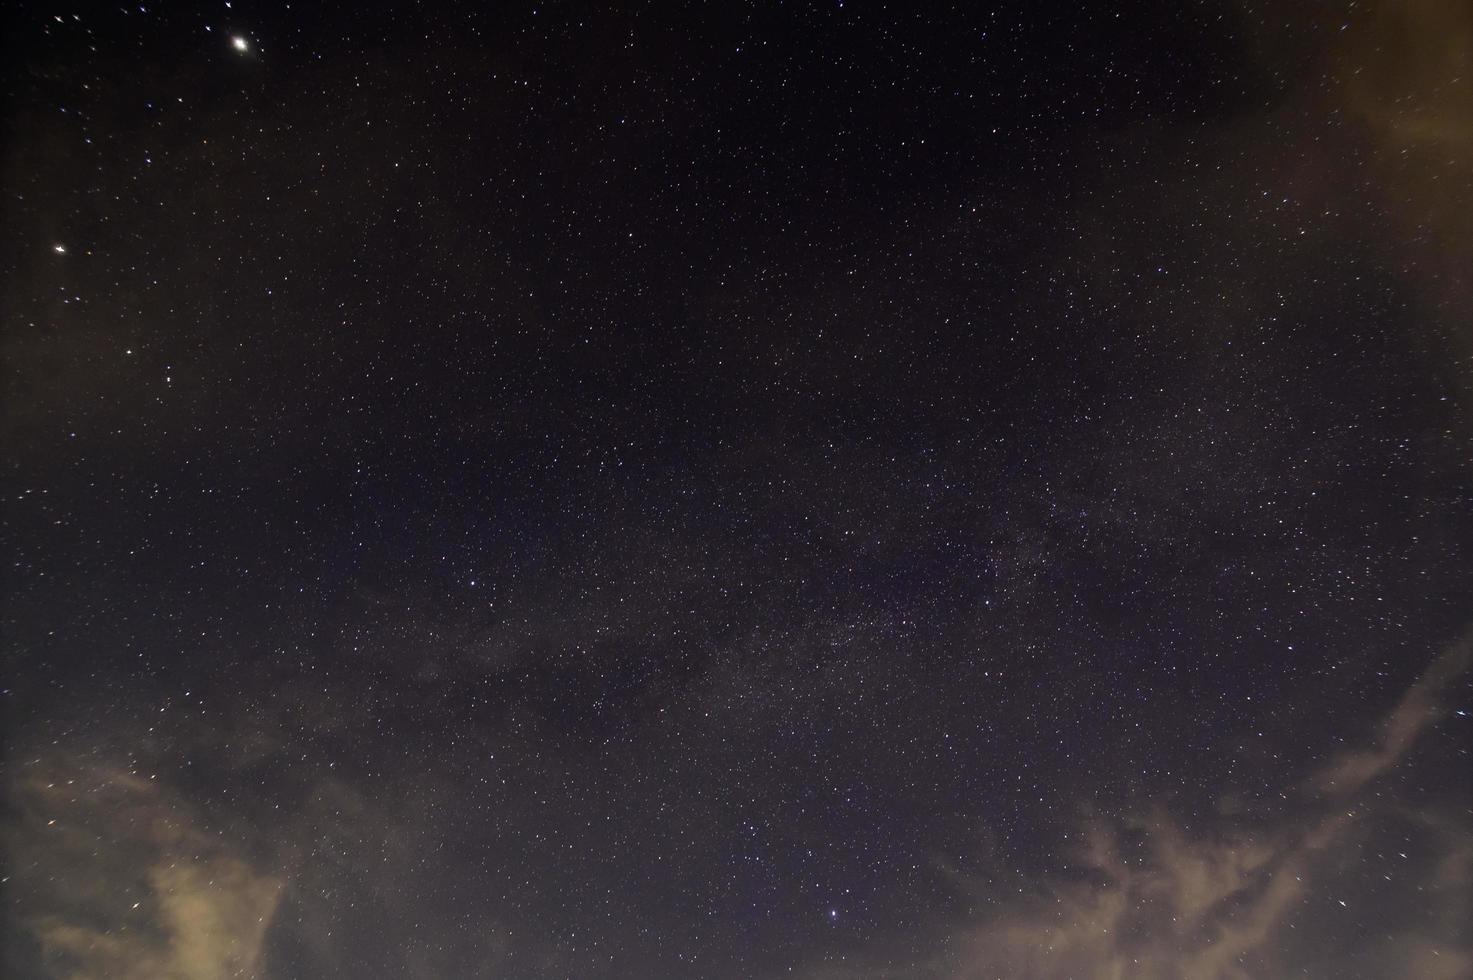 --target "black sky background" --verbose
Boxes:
[3,2,1471,978]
